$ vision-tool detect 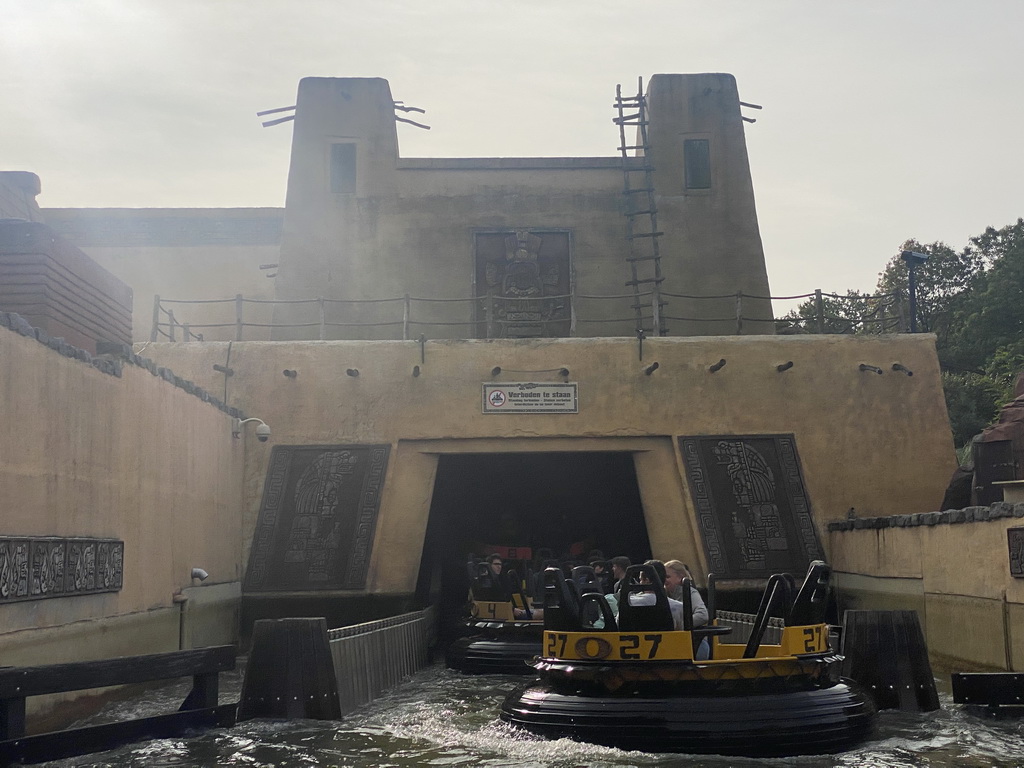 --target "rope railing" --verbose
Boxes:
[149,288,908,342]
